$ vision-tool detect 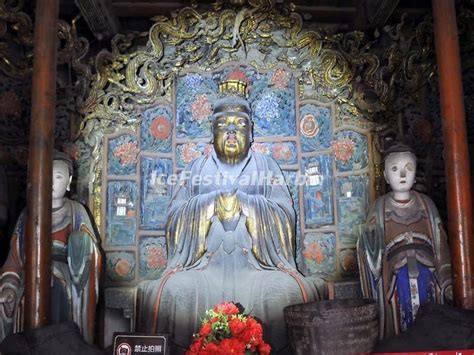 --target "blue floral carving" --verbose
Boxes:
[139,236,167,280]
[108,134,139,175]
[254,92,280,122]
[176,67,296,139]
[333,130,368,172]
[302,233,336,275]
[182,73,205,90]
[176,73,217,139]
[140,105,173,152]
[251,141,297,165]
[299,104,332,152]
[250,76,296,137]
[176,142,212,168]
